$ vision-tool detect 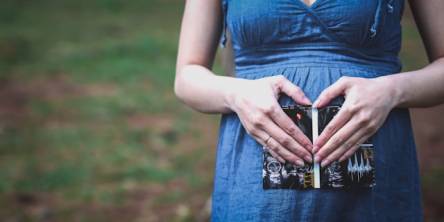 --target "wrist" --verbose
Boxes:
[220,76,245,113]
[375,74,405,108]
